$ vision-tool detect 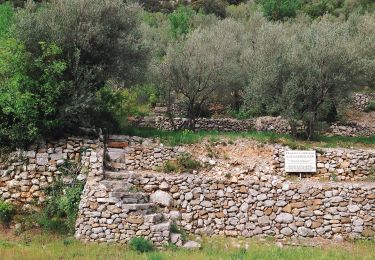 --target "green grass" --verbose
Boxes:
[121,127,375,148]
[0,232,374,260]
